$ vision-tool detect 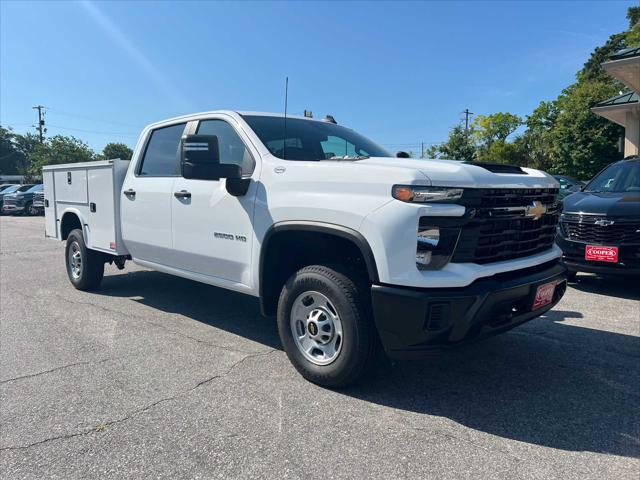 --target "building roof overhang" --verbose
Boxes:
[592,91,640,126]
[602,47,640,92]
